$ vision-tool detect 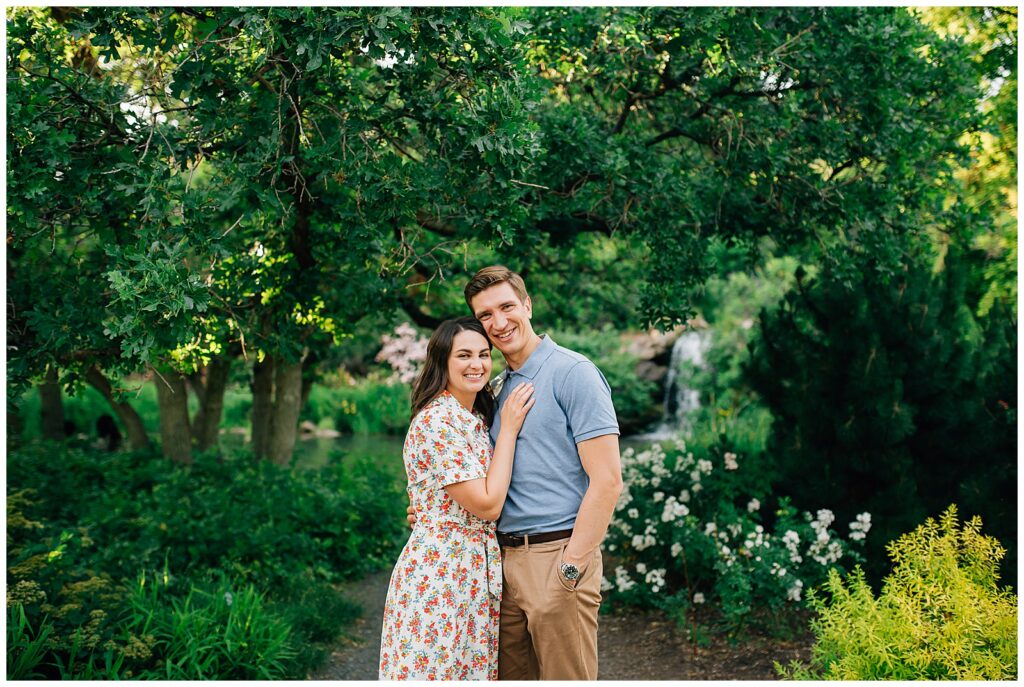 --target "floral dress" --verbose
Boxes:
[379,390,501,681]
